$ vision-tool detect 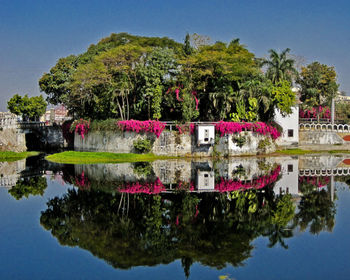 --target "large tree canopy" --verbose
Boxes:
[7,94,47,121]
[297,61,339,108]
[39,33,301,122]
